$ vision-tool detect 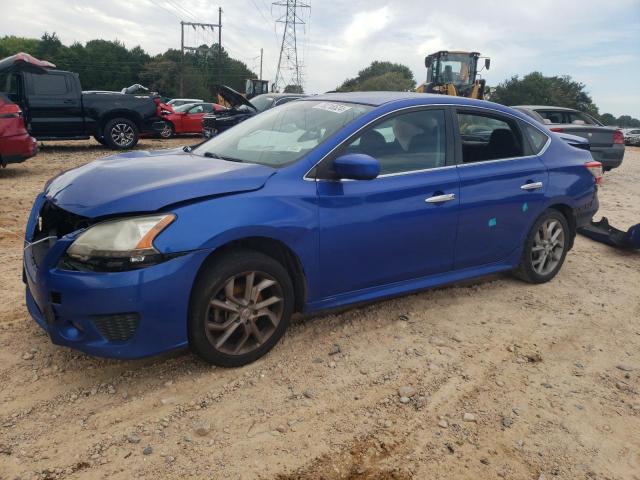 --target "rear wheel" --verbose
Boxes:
[514,209,570,284]
[103,117,139,150]
[189,250,294,367]
[159,122,174,139]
